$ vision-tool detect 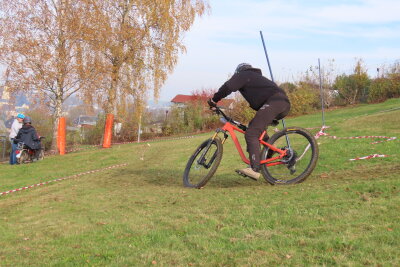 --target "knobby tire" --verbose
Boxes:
[183,137,223,188]
[260,127,319,185]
